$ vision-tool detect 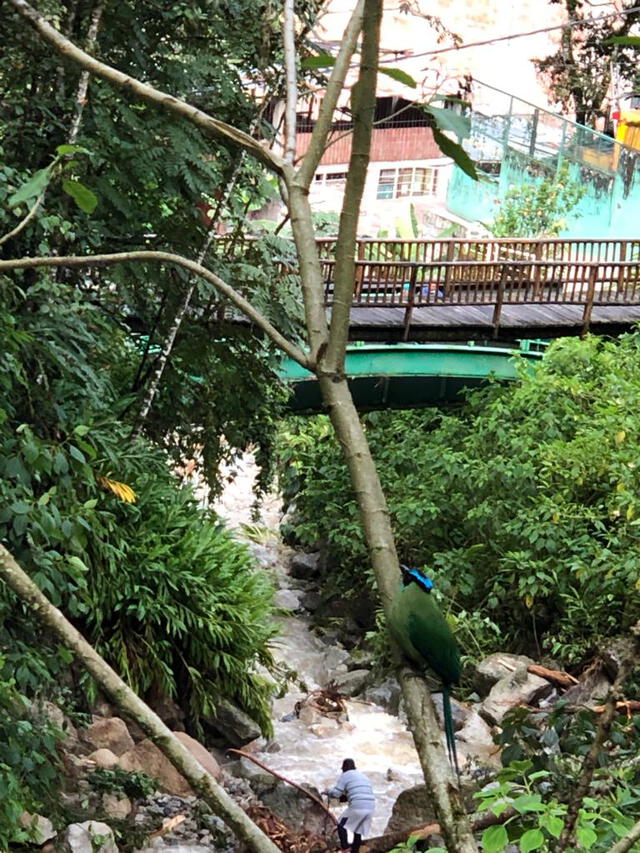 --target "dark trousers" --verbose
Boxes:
[337,818,362,853]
